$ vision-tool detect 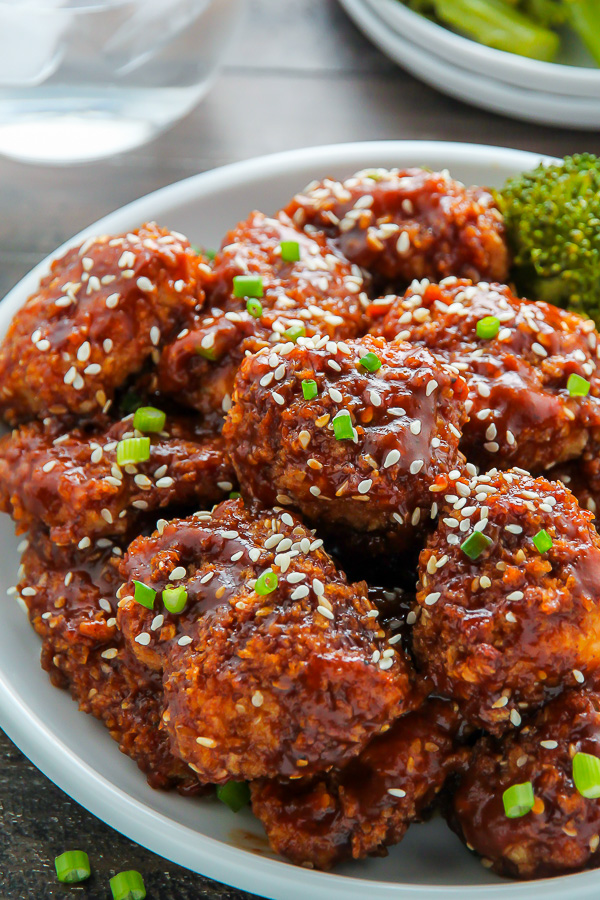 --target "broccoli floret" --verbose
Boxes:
[498,154,600,324]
